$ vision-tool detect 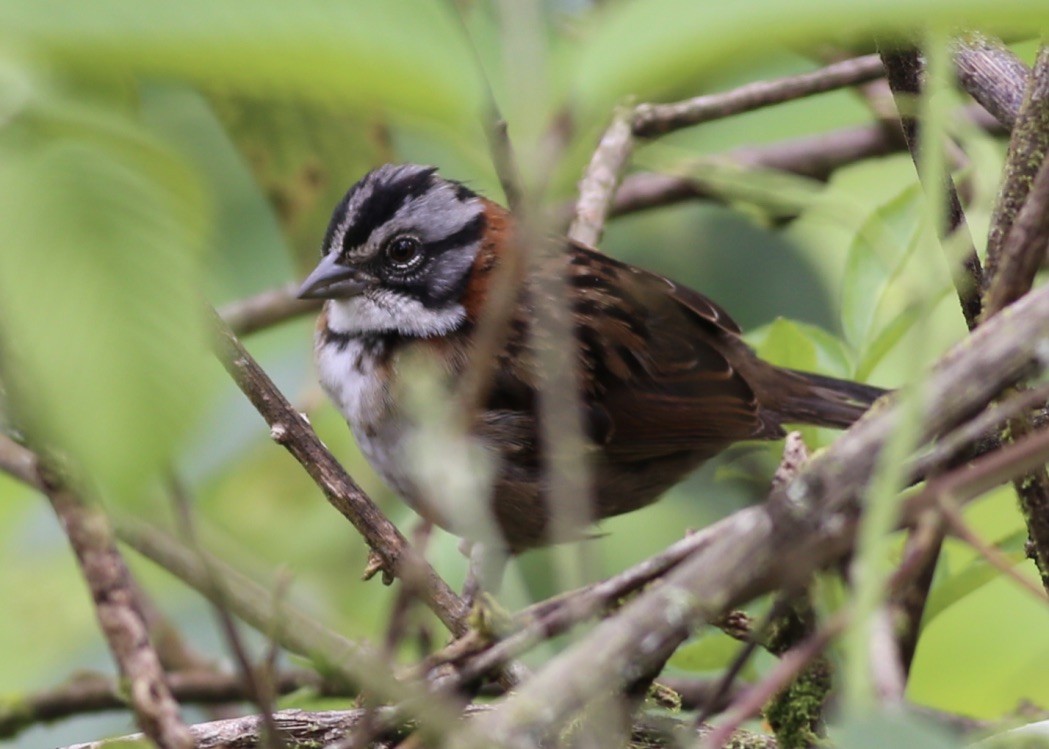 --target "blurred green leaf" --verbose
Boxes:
[0,75,210,502]
[830,709,960,749]
[572,0,1049,118]
[0,0,481,126]
[206,94,389,268]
